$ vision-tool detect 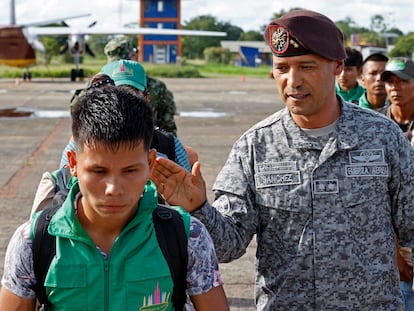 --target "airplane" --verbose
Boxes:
[0,0,91,80]
[0,0,227,81]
